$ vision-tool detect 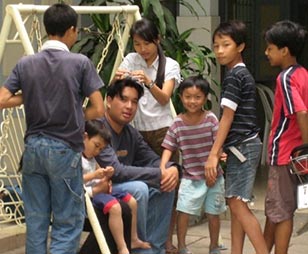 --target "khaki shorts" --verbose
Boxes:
[265,165,298,223]
[140,127,179,162]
